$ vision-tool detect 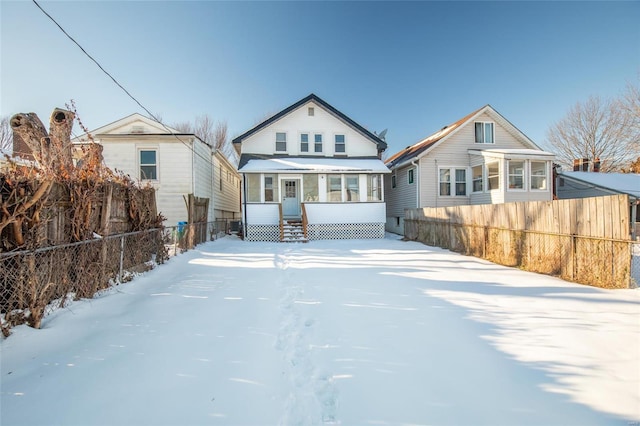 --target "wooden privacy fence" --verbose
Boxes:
[405,195,634,289]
